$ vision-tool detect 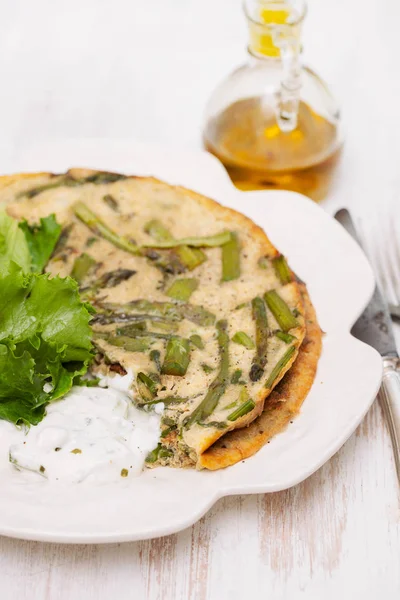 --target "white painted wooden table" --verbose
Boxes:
[0,0,399,598]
